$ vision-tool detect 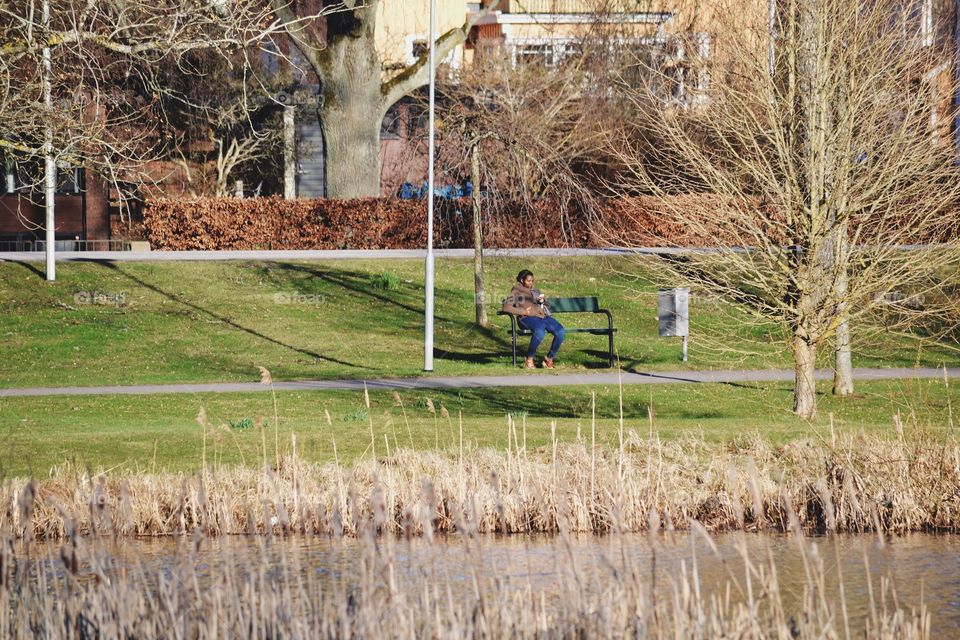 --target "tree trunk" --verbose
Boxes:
[833,225,854,396]
[320,102,382,198]
[793,333,818,419]
[471,141,488,327]
[834,315,853,396]
[319,32,384,199]
[283,105,296,199]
